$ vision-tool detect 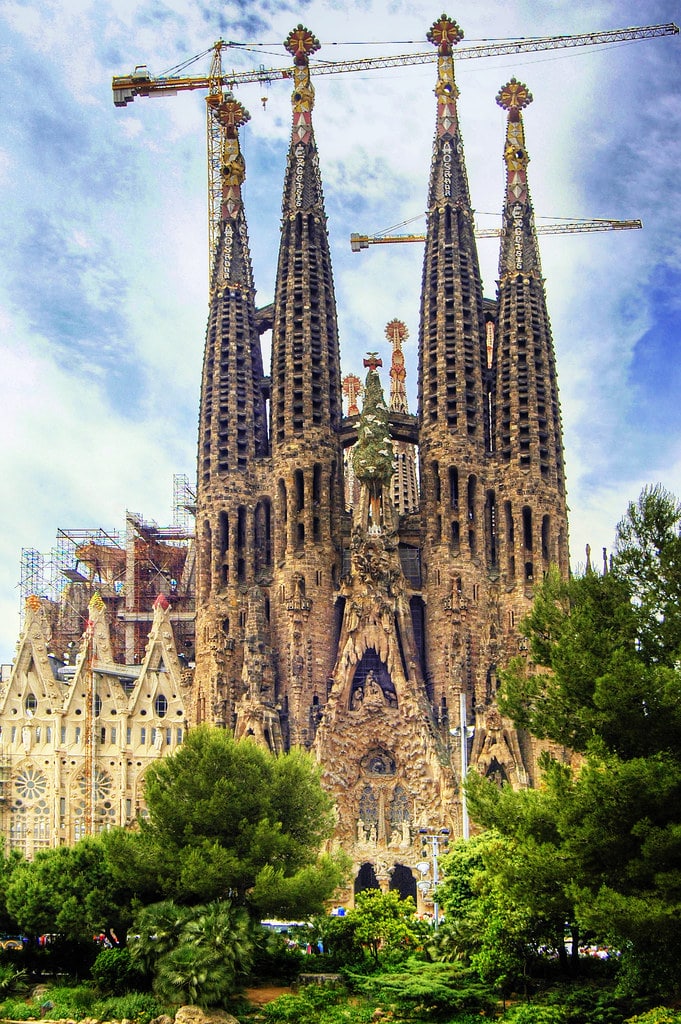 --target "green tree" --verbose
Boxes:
[469,486,681,998]
[345,889,420,965]
[437,832,568,993]
[104,727,345,917]
[0,837,24,936]
[5,835,129,943]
